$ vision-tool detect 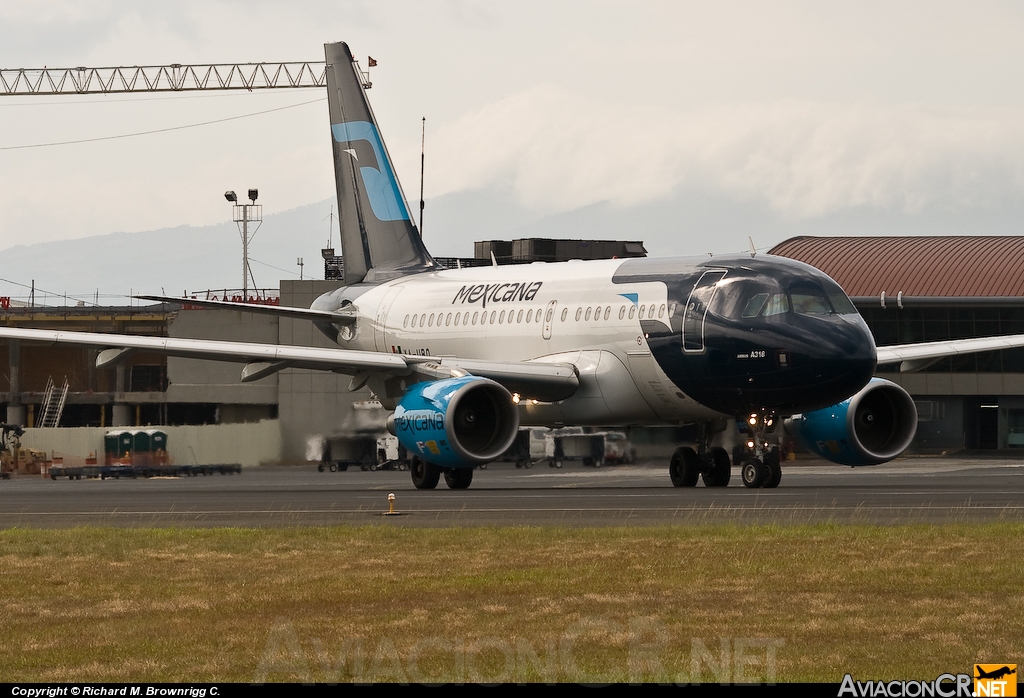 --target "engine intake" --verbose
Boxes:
[388,376,519,468]
[784,378,918,466]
